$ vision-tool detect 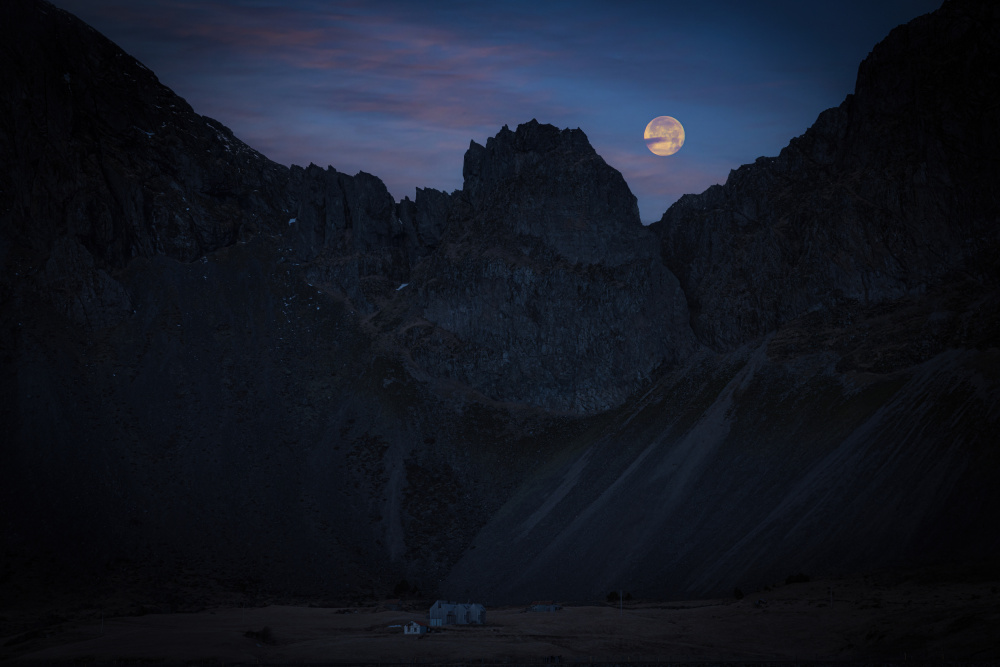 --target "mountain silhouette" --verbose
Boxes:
[1,0,998,625]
